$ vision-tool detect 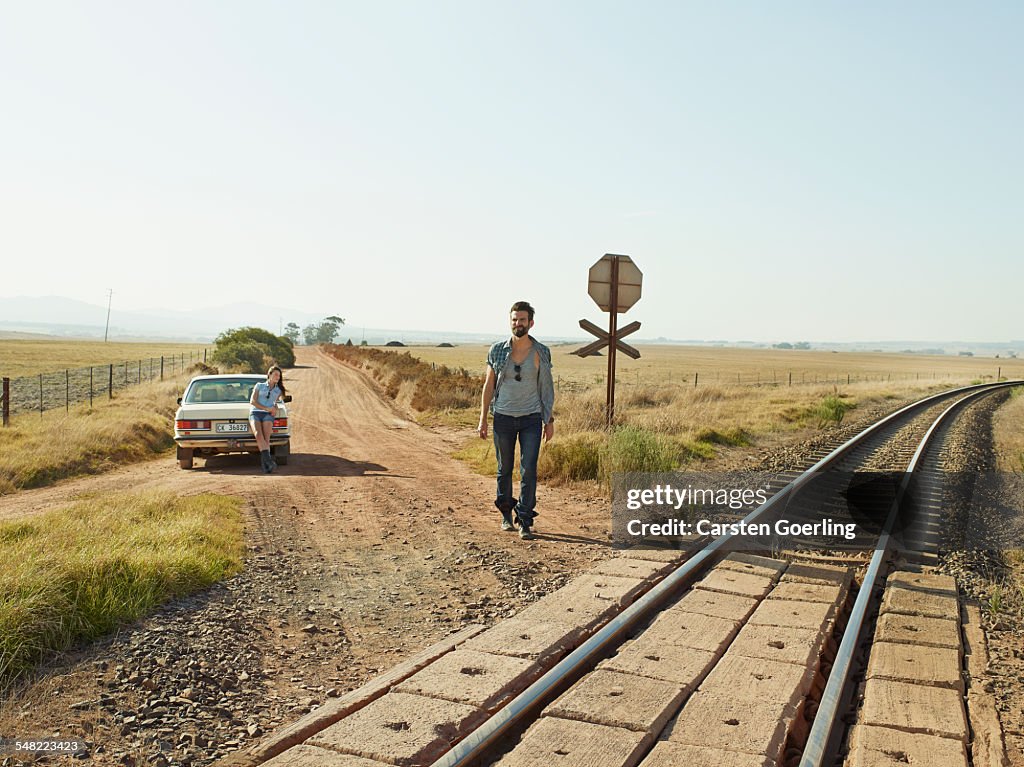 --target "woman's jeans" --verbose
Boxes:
[493,412,543,527]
